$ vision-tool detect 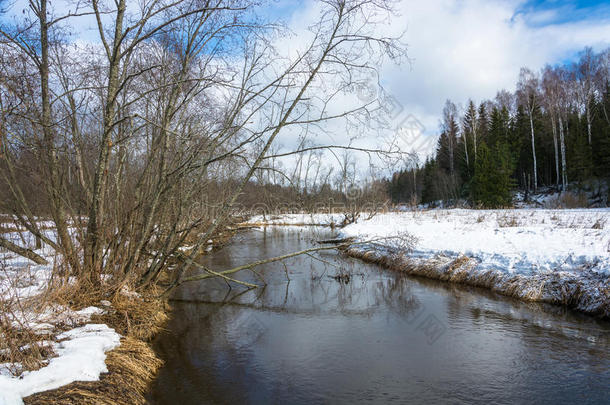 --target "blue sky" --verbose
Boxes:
[369,0,610,150]
[269,0,609,114]
[513,0,610,26]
